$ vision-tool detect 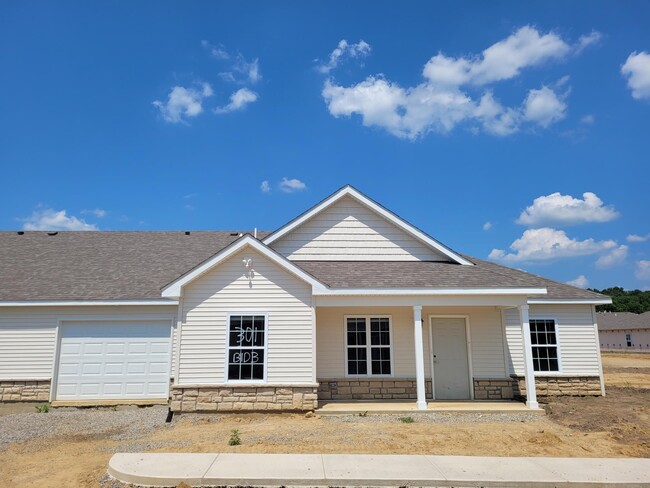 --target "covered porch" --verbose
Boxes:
[313,294,542,411]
